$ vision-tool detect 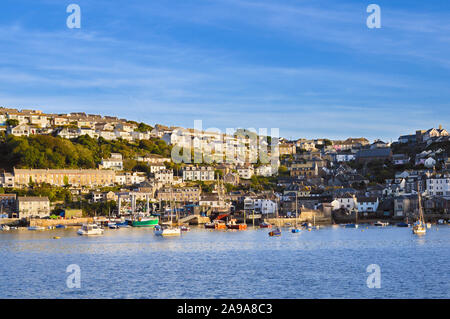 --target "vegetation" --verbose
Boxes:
[0,134,171,169]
